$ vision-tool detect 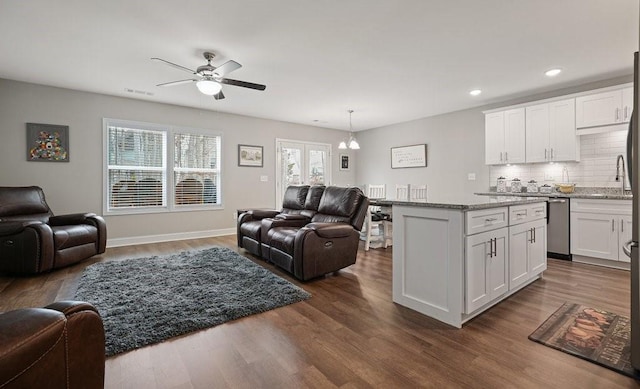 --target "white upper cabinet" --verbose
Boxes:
[485,108,525,165]
[525,99,578,163]
[576,87,633,129]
